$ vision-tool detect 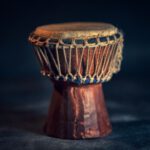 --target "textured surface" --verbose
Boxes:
[45,83,111,139]
[0,77,150,150]
[31,22,117,39]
